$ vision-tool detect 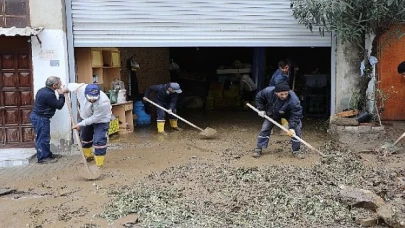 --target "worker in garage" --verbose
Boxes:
[143,82,183,135]
[253,82,304,159]
[269,59,291,87]
[269,59,299,133]
[67,83,112,168]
